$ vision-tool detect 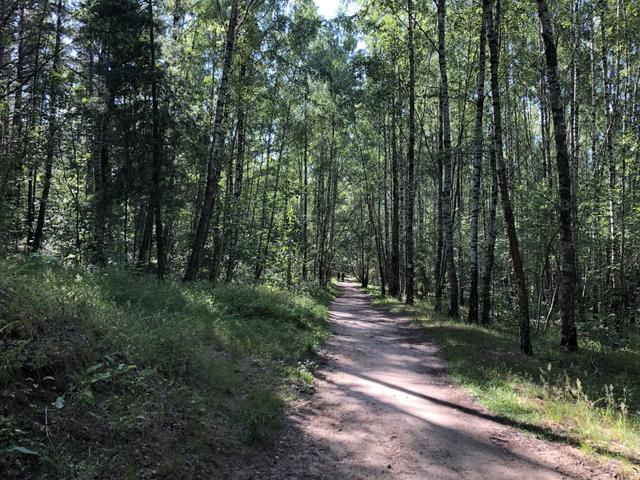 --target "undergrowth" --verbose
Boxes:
[0,255,332,478]
[366,285,640,472]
